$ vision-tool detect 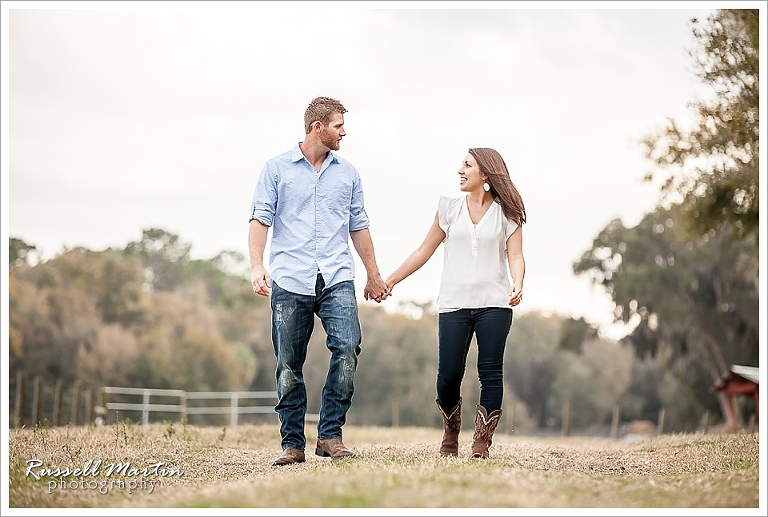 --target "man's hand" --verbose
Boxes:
[364,274,390,303]
[251,265,272,297]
